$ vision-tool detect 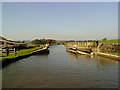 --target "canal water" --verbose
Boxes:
[2,45,119,88]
